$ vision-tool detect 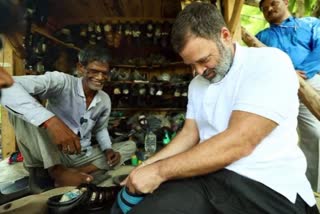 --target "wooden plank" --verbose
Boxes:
[117,0,143,17]
[143,0,161,17]
[60,17,175,26]
[103,0,124,17]
[13,53,26,76]
[1,109,15,159]
[48,0,179,26]
[31,24,81,51]
[161,0,181,18]
[4,33,25,59]
[48,0,106,24]
[1,38,16,159]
